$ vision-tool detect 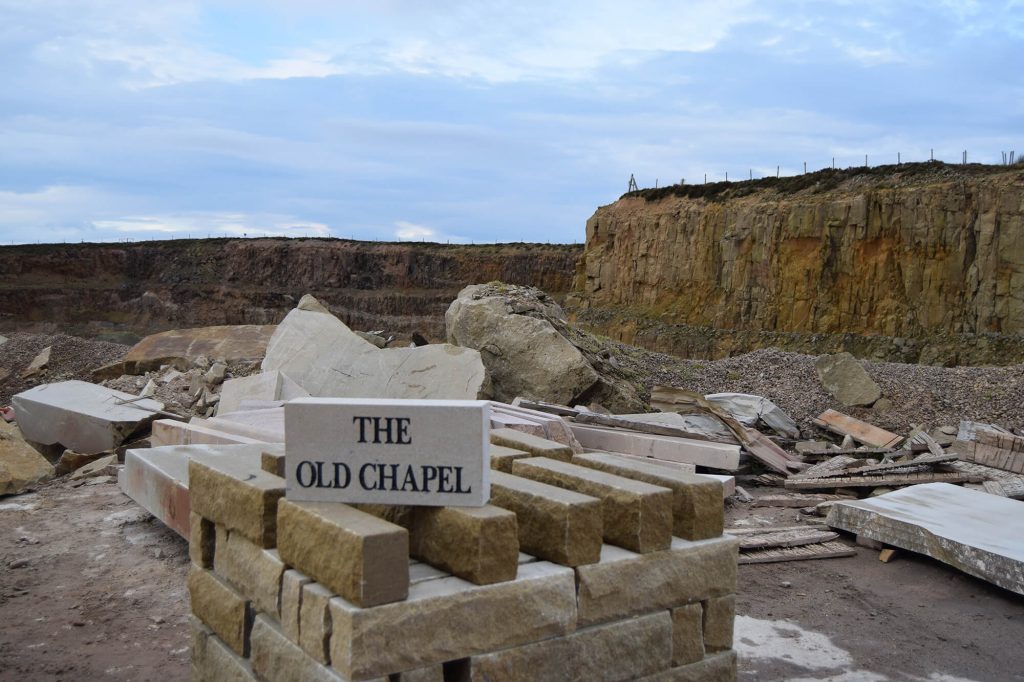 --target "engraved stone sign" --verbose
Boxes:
[284,398,490,506]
